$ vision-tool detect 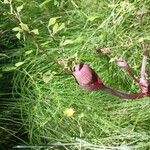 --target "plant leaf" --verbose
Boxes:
[52,23,59,34]
[31,29,39,35]
[2,65,16,72]
[20,23,29,31]
[48,17,59,27]
[87,16,99,22]
[12,27,23,32]
[16,32,21,40]
[57,23,65,32]
[25,50,33,55]
[15,61,25,67]
[62,39,74,46]
[17,5,23,13]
